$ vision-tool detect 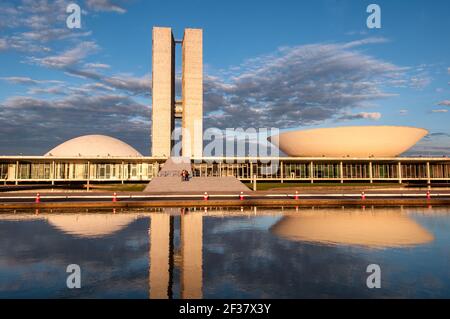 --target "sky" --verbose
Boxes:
[0,0,449,156]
